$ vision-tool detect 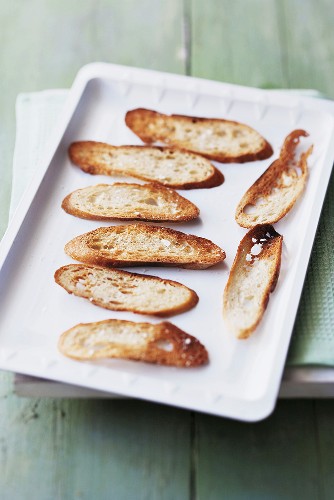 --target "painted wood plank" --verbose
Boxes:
[190,0,287,88]
[195,401,320,500]
[0,1,191,499]
[279,0,334,97]
[0,383,191,500]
